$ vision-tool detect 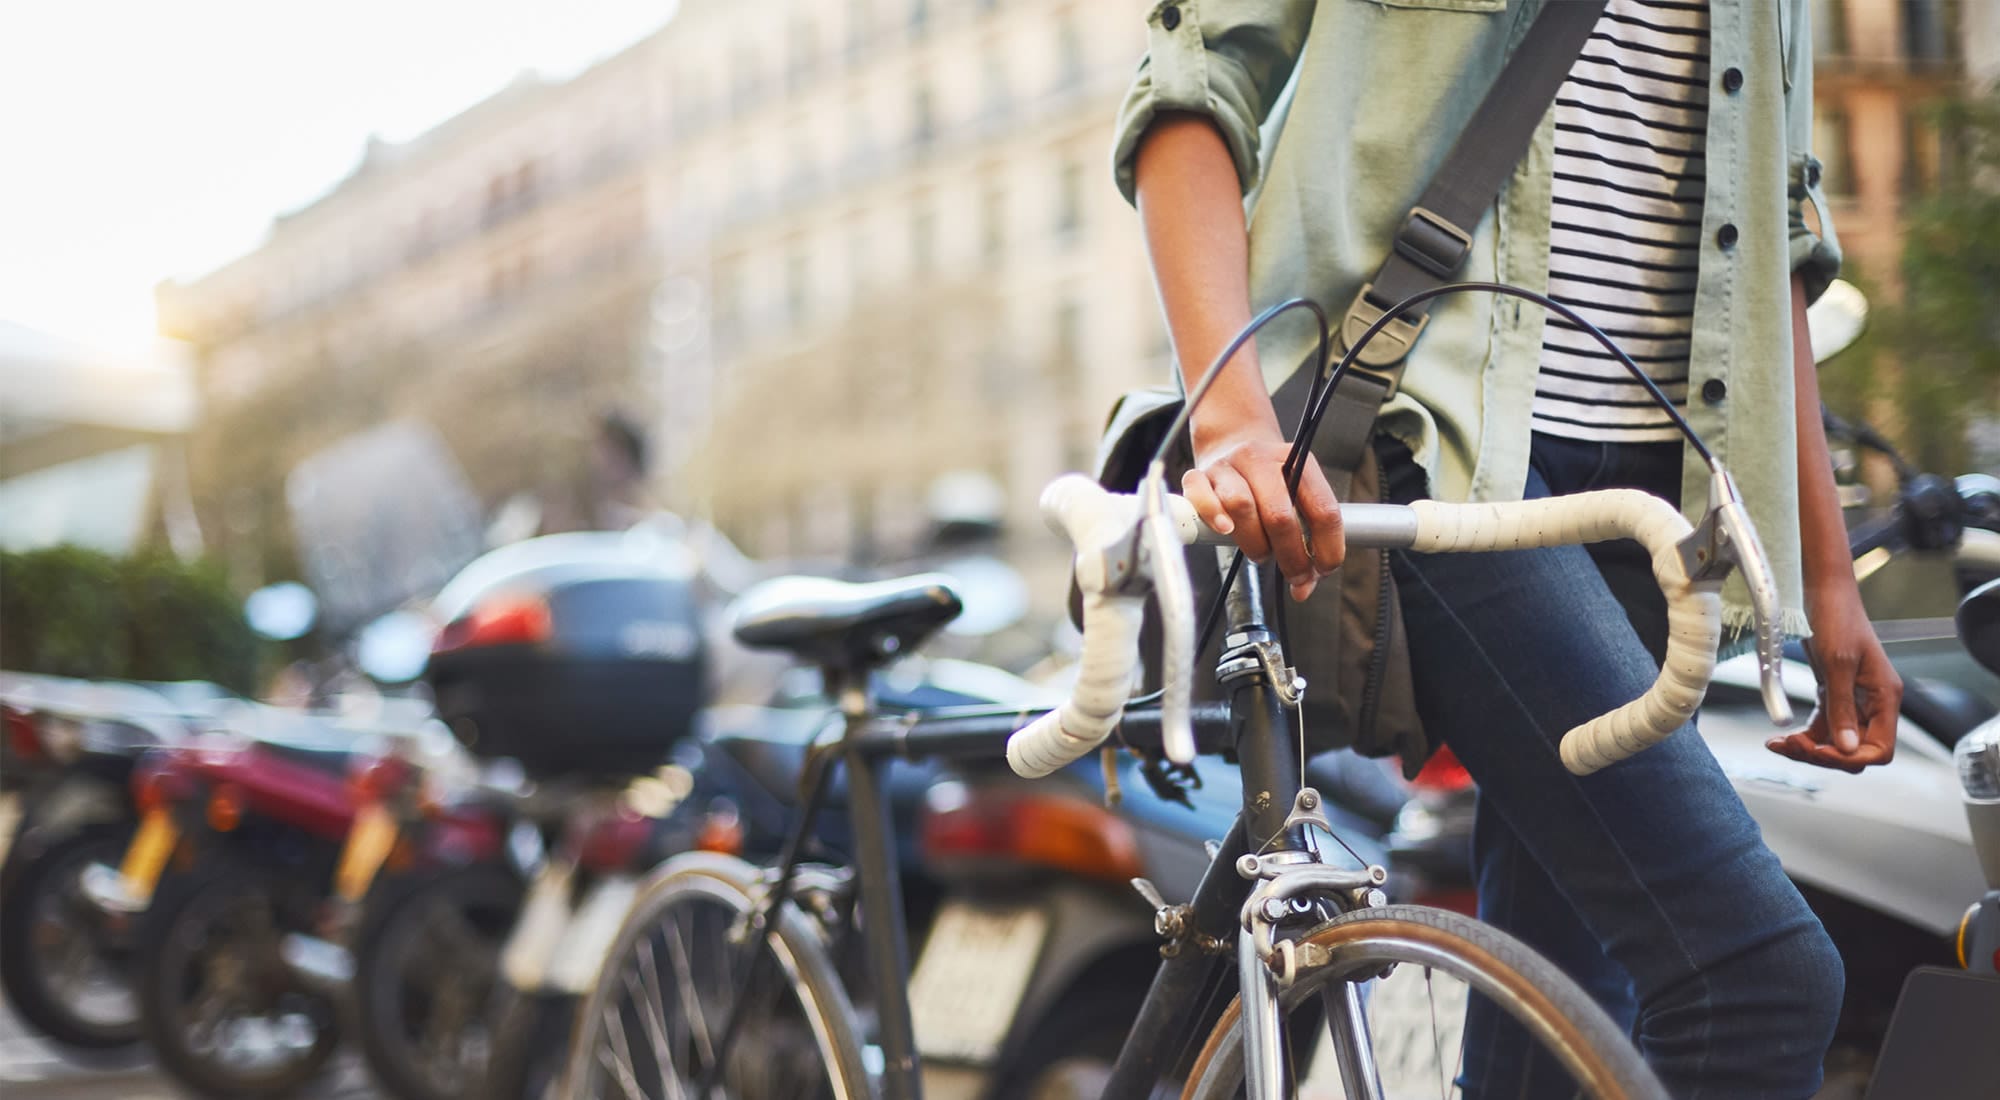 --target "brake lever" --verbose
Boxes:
[1139,464,1199,766]
[1678,469,1795,727]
